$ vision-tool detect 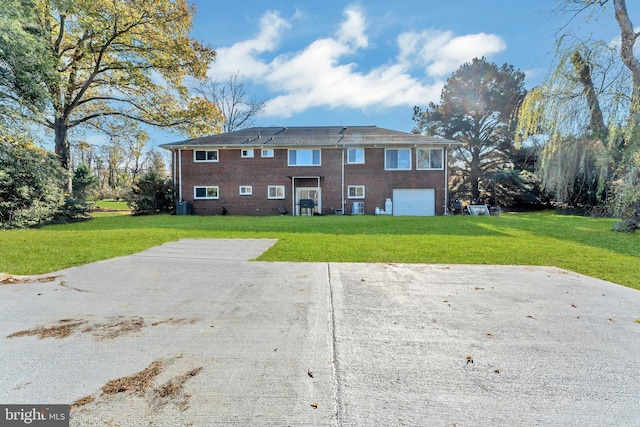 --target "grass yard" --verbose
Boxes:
[0,211,638,290]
